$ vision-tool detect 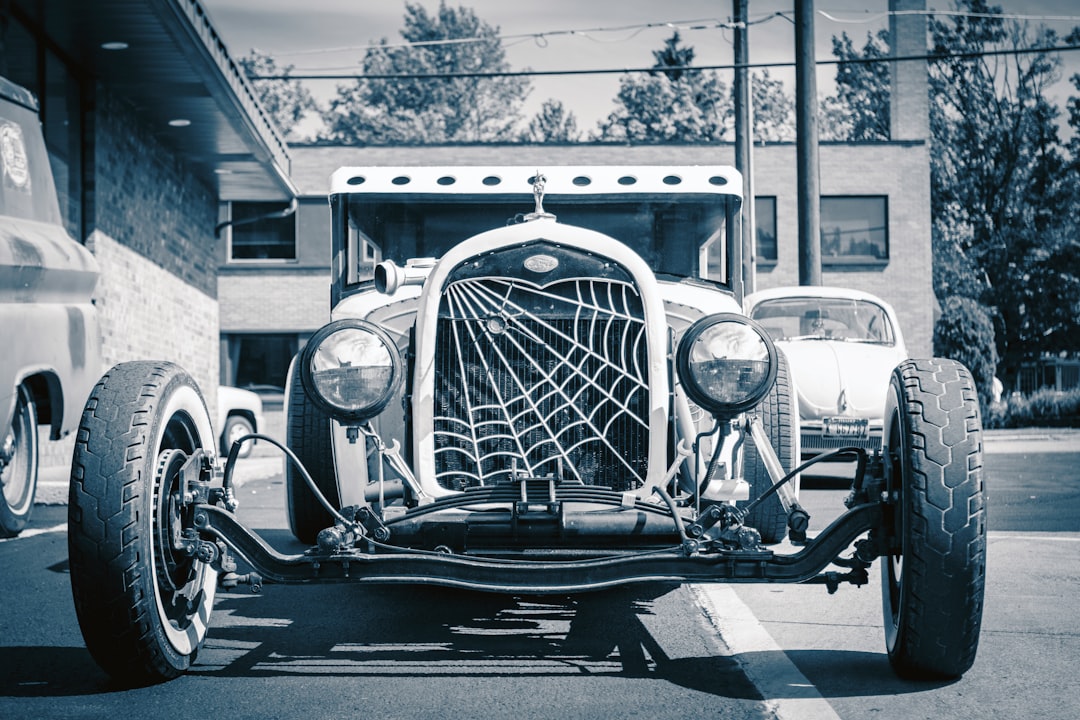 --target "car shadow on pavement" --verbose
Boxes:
[0,587,953,700]
[188,581,762,699]
[190,580,948,699]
